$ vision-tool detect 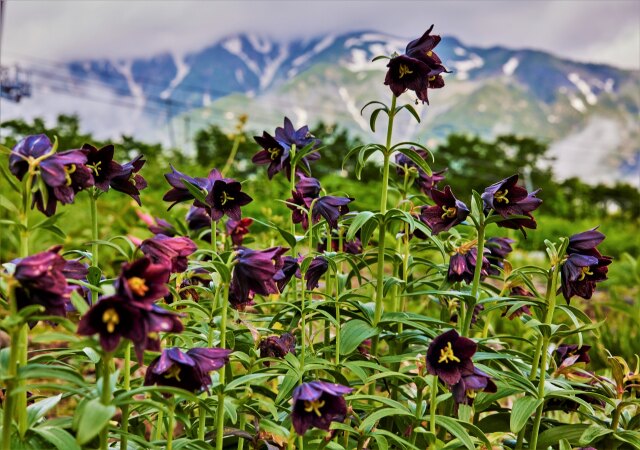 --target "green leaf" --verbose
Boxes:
[536,424,590,449]
[434,415,475,450]
[369,108,383,132]
[0,194,19,213]
[394,146,432,176]
[75,398,116,445]
[87,266,102,286]
[510,396,541,433]
[614,430,640,448]
[0,163,21,193]
[401,103,421,123]
[225,373,274,393]
[359,407,414,432]
[69,290,90,315]
[559,439,572,450]
[31,427,81,450]
[180,179,208,205]
[339,319,379,355]
[346,211,377,242]
[579,424,612,445]
[26,394,62,427]
[83,347,101,364]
